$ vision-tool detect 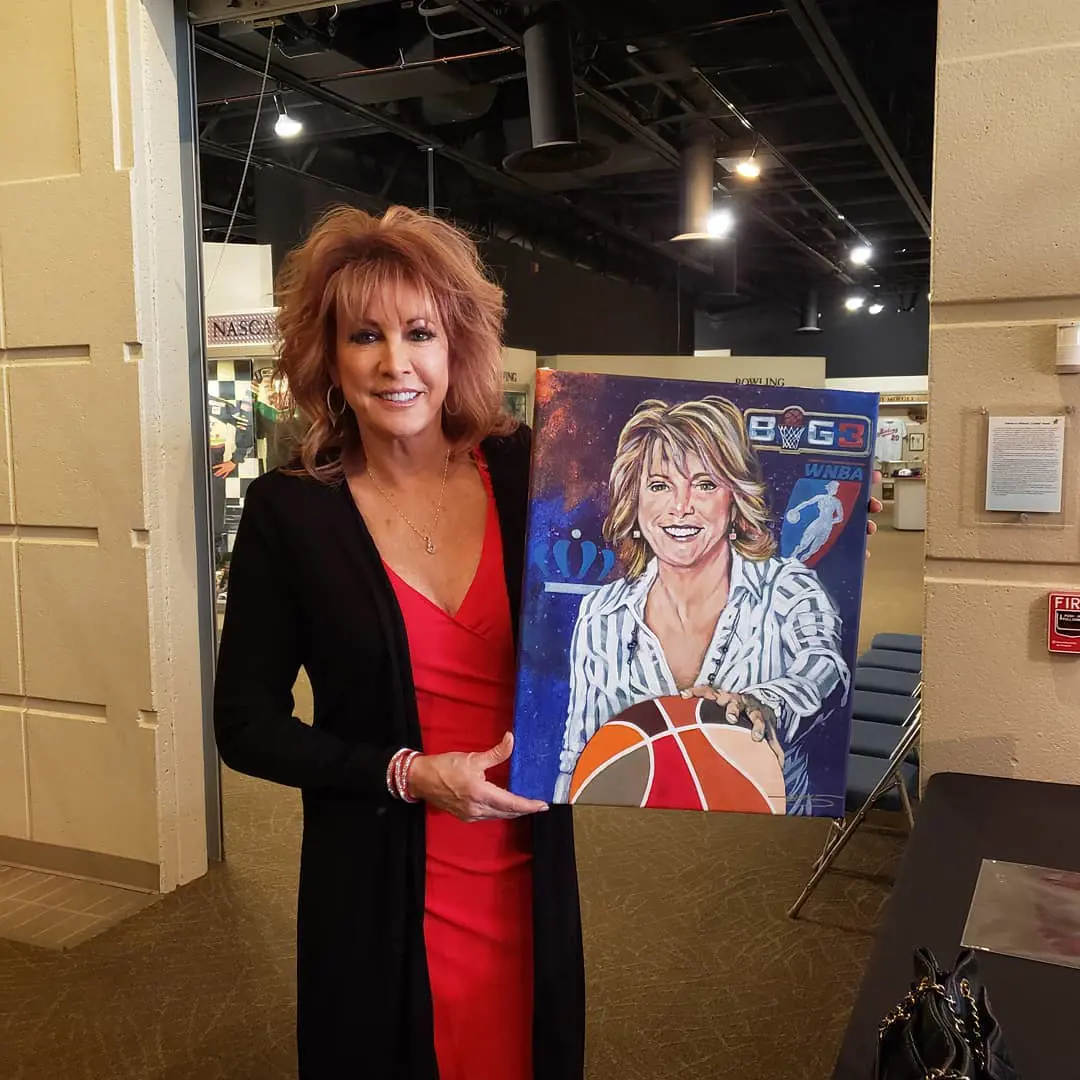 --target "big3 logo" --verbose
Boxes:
[744,405,872,457]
